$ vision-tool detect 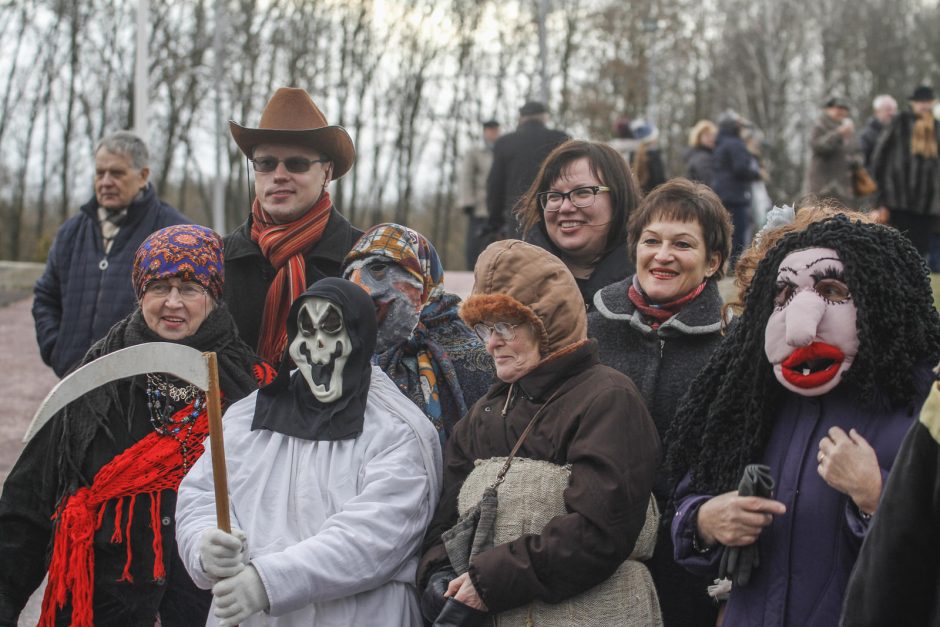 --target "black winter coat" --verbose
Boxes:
[222,208,363,352]
[712,130,760,206]
[32,185,187,376]
[871,109,940,217]
[486,120,569,235]
[684,146,716,185]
